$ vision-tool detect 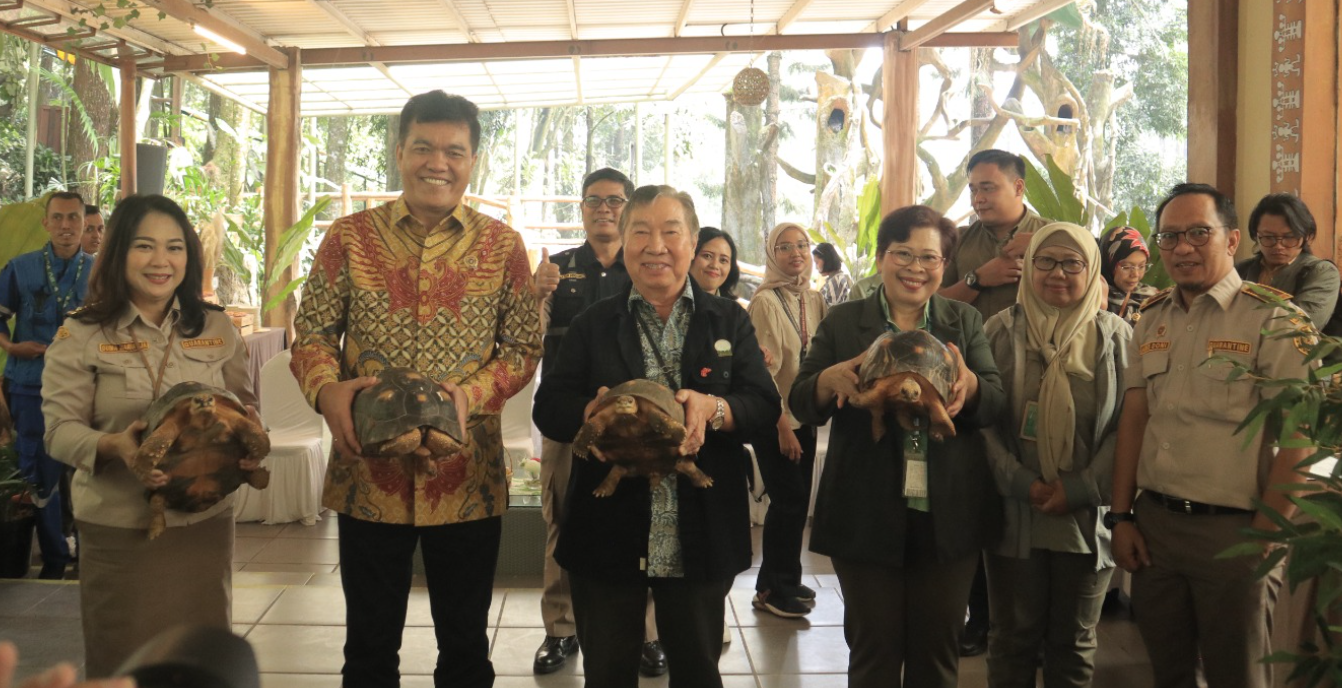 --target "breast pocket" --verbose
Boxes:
[96,351,151,400]
[1194,353,1256,420]
[181,345,229,389]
